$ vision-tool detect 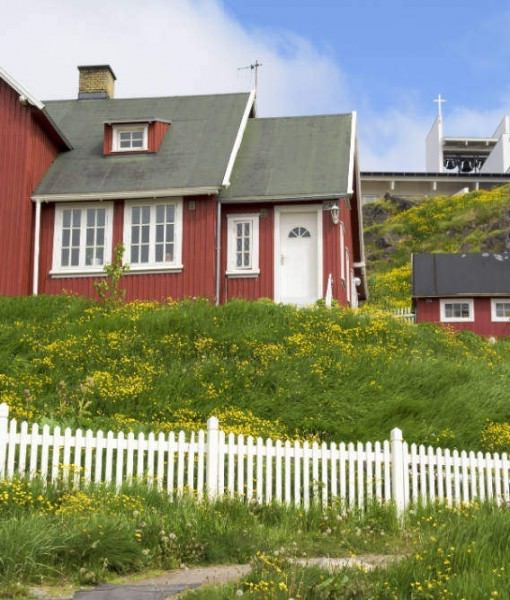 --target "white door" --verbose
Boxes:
[277,210,320,305]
